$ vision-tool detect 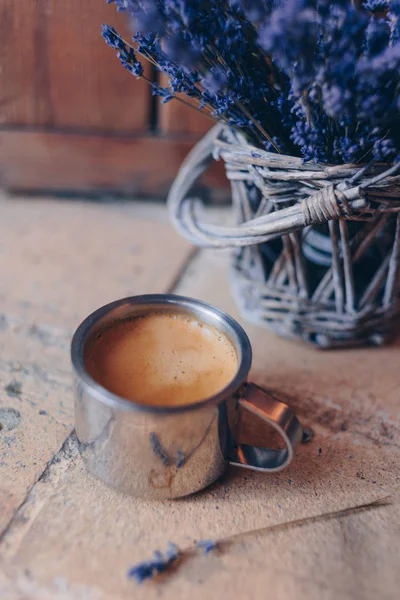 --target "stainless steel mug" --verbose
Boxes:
[71,294,305,499]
